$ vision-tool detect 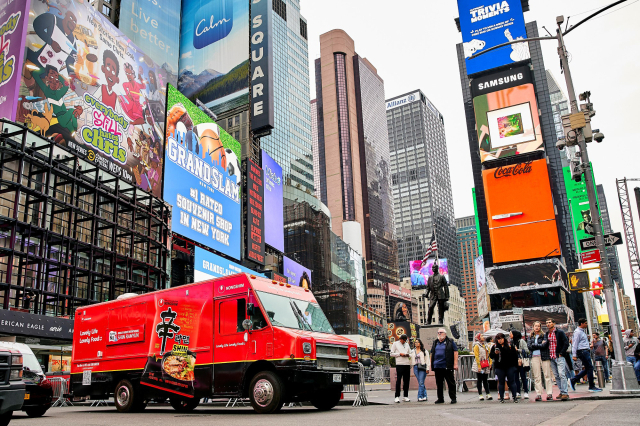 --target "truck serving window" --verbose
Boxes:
[255,291,335,334]
[219,298,247,335]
